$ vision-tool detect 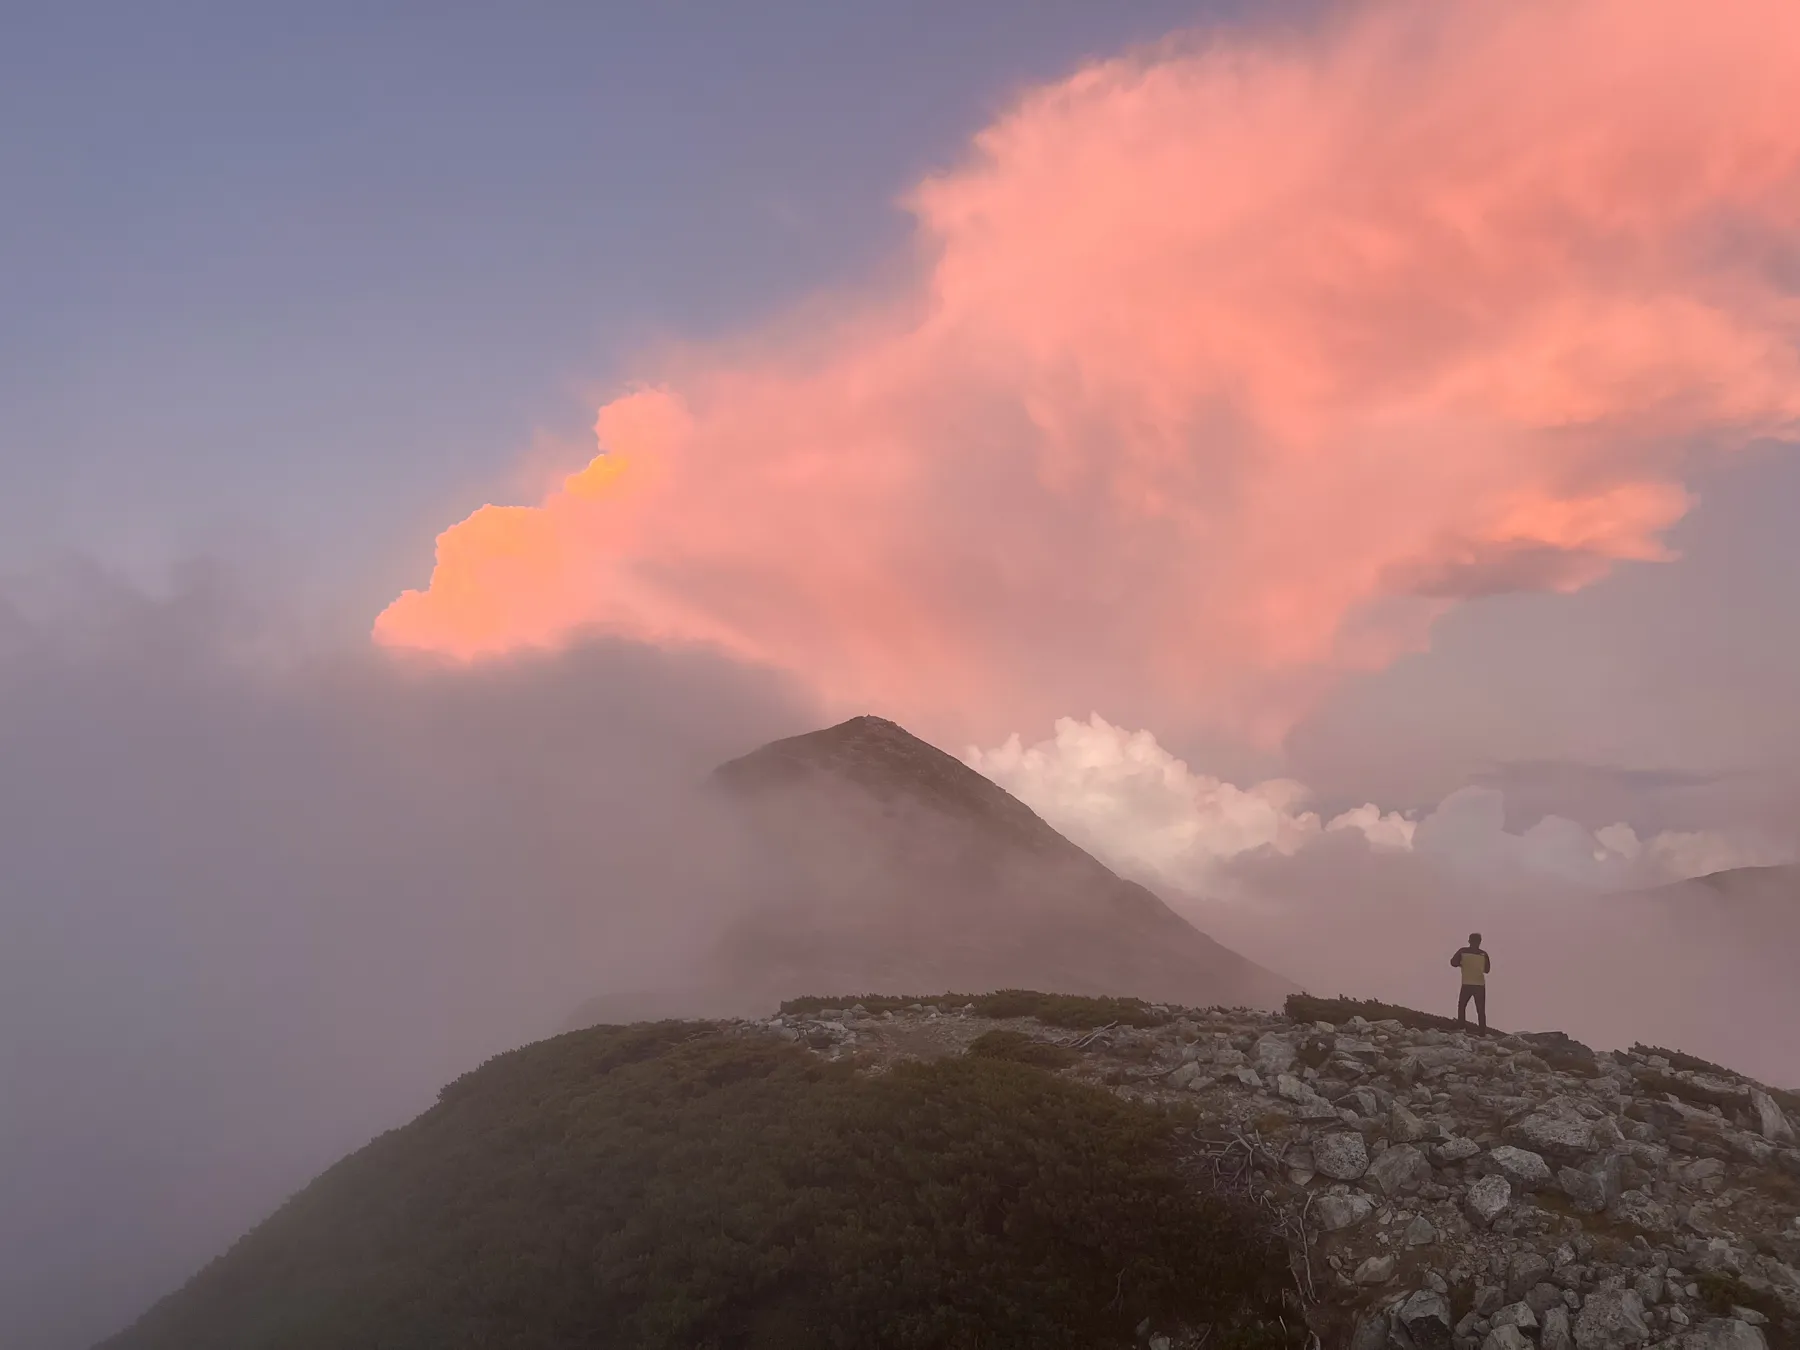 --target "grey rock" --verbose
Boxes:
[1436,1138,1483,1165]
[1167,1062,1202,1090]
[1371,1144,1433,1195]
[1724,1133,1774,1166]
[1356,1254,1399,1285]
[1515,1113,1601,1162]
[1562,1165,1617,1214]
[1476,1287,1506,1315]
[1543,1305,1574,1350]
[1491,1145,1555,1189]
[1508,1252,1551,1299]
[1407,1215,1438,1247]
[1254,1033,1298,1076]
[1352,1313,1392,1350]
[1678,1320,1768,1350]
[1494,1302,1540,1332]
[1611,1189,1675,1236]
[1317,1193,1375,1231]
[1229,1065,1264,1088]
[1681,1158,1726,1186]
[1467,1173,1513,1227]
[1635,1273,1666,1306]
[1531,1284,1571,1316]
[1316,1131,1371,1180]
[1400,1289,1456,1350]
[1393,1103,1432,1142]
[1575,1288,1651,1350]
[1483,1327,1533,1350]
